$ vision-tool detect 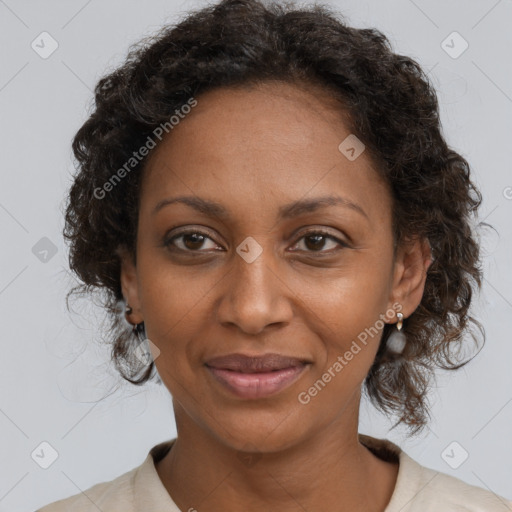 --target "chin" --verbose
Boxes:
[207,405,311,454]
